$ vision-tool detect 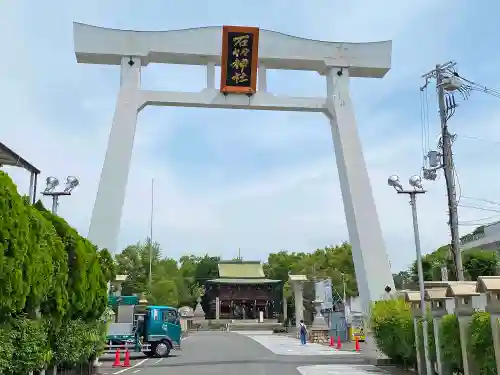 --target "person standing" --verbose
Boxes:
[299,320,308,345]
